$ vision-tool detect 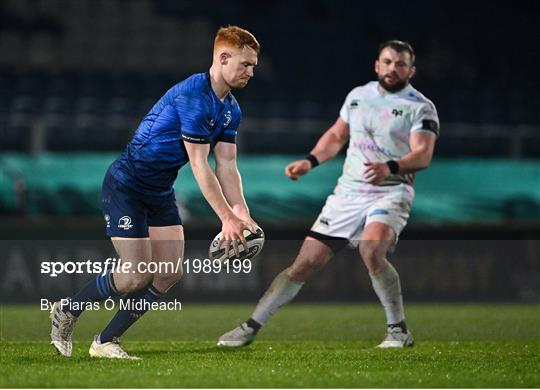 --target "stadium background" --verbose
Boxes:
[0,0,539,304]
